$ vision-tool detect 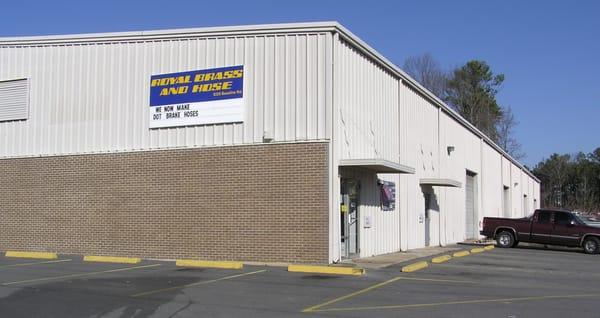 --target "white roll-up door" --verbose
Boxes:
[465,172,477,239]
